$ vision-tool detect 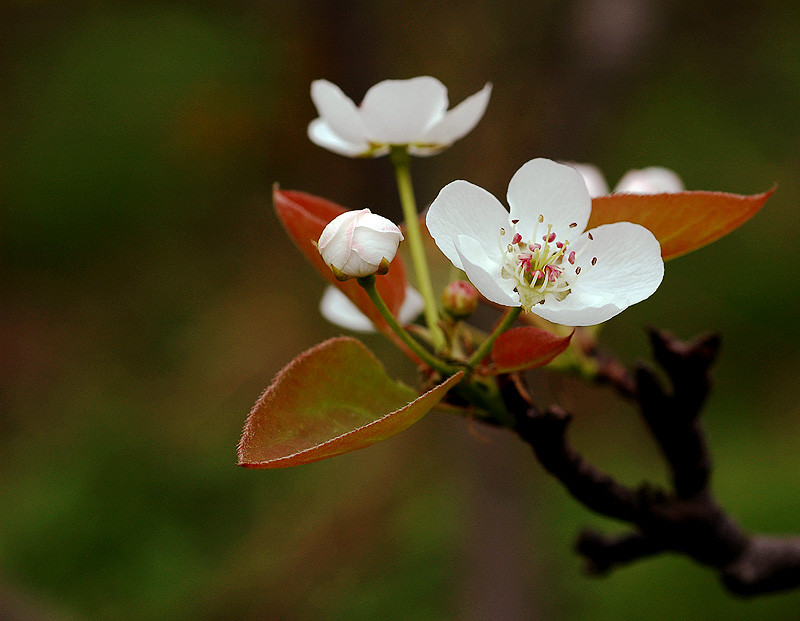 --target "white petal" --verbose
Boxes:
[319,286,376,332]
[531,222,663,326]
[565,162,610,198]
[455,235,519,307]
[406,144,447,157]
[426,180,510,271]
[356,211,404,237]
[506,159,592,242]
[397,286,426,325]
[319,285,425,333]
[341,252,379,277]
[359,77,448,144]
[530,300,627,327]
[308,118,371,157]
[614,167,684,194]
[318,210,361,269]
[310,80,371,146]
[418,83,492,146]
